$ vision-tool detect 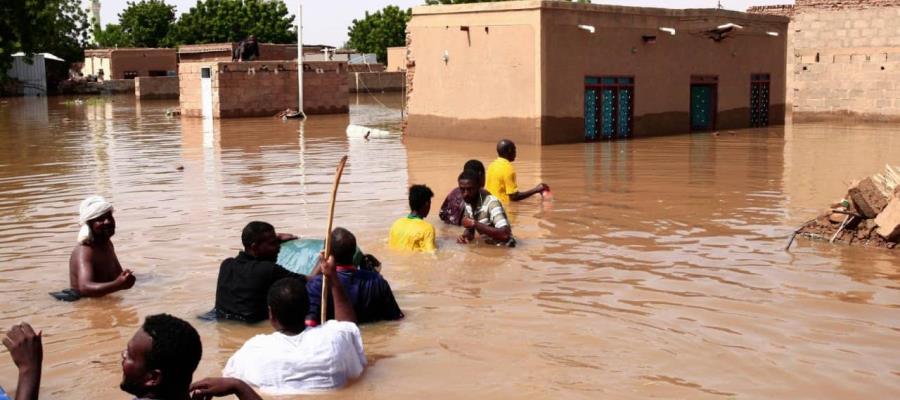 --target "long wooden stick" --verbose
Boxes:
[321,155,348,324]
